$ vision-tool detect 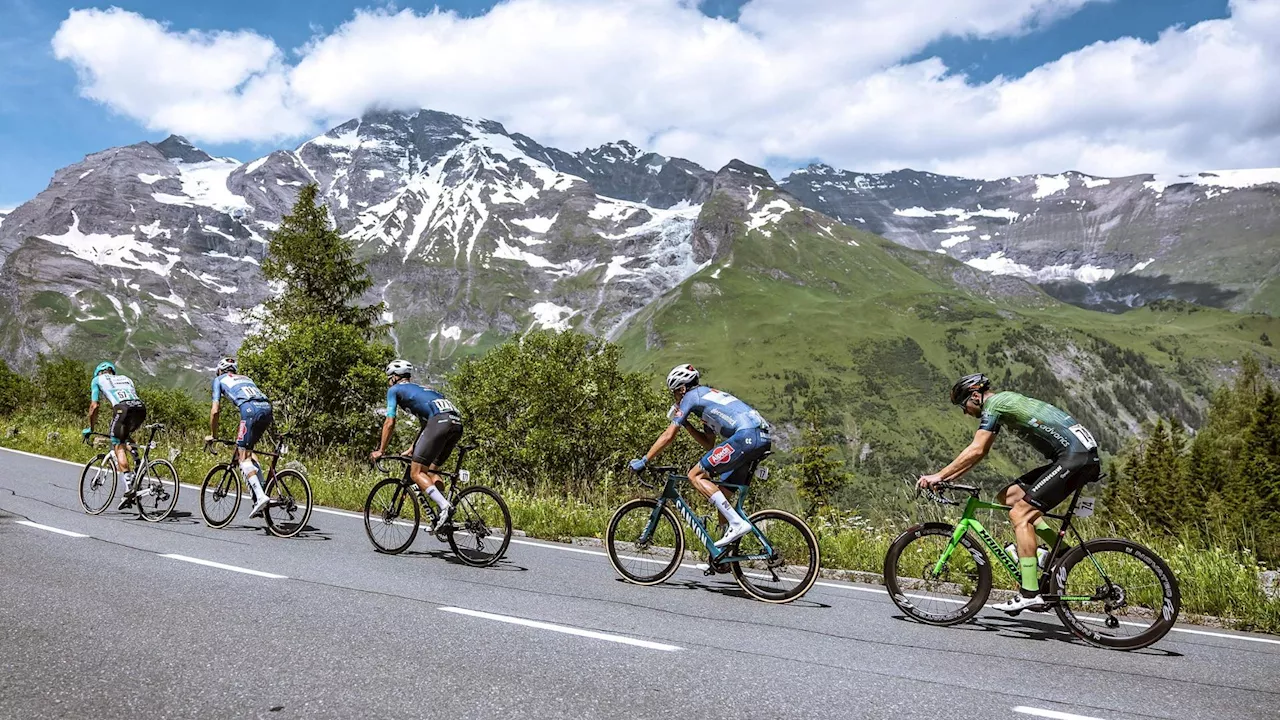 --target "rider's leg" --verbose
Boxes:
[999,484,1057,547]
[410,461,451,511]
[689,465,746,526]
[238,446,269,517]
